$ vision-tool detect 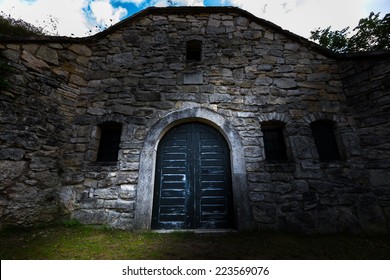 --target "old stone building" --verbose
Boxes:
[1,6,389,233]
